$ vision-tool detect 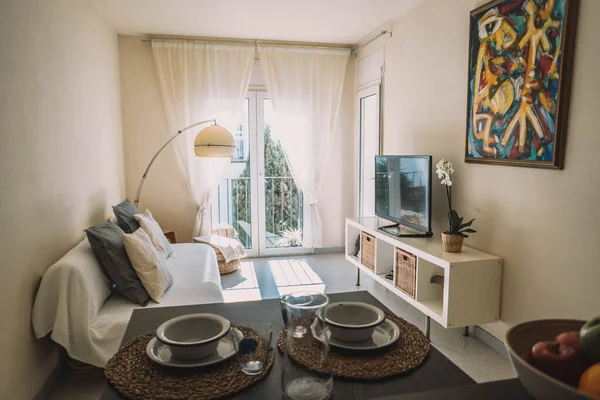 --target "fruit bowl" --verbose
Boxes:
[505,319,595,400]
